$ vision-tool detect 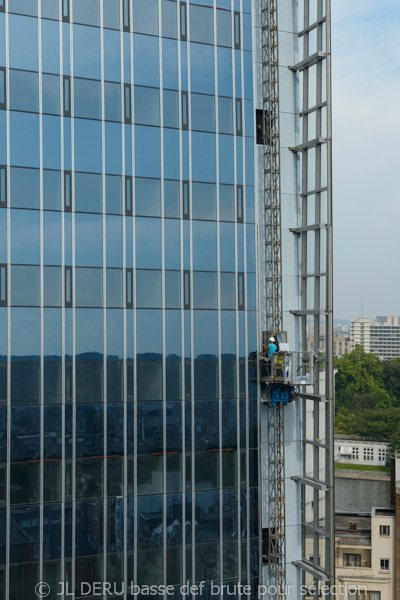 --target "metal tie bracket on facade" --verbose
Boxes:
[292,561,329,582]
[289,137,327,153]
[288,50,327,72]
